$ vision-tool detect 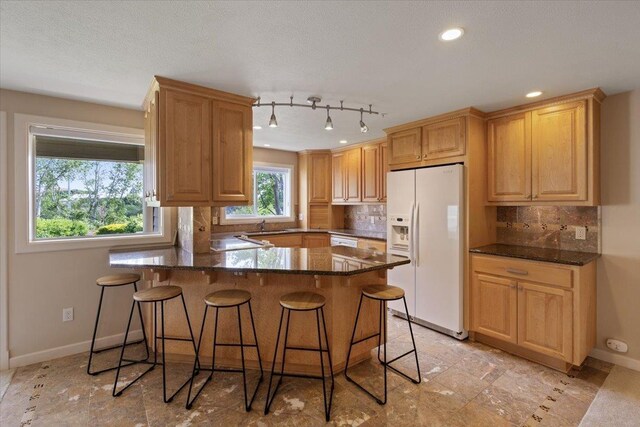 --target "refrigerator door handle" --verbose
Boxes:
[409,202,415,263]
[413,203,419,267]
